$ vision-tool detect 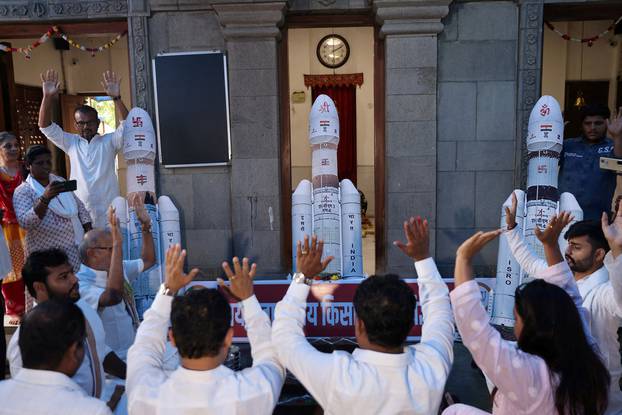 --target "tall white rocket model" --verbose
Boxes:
[491,96,582,327]
[291,95,364,278]
[111,107,182,317]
